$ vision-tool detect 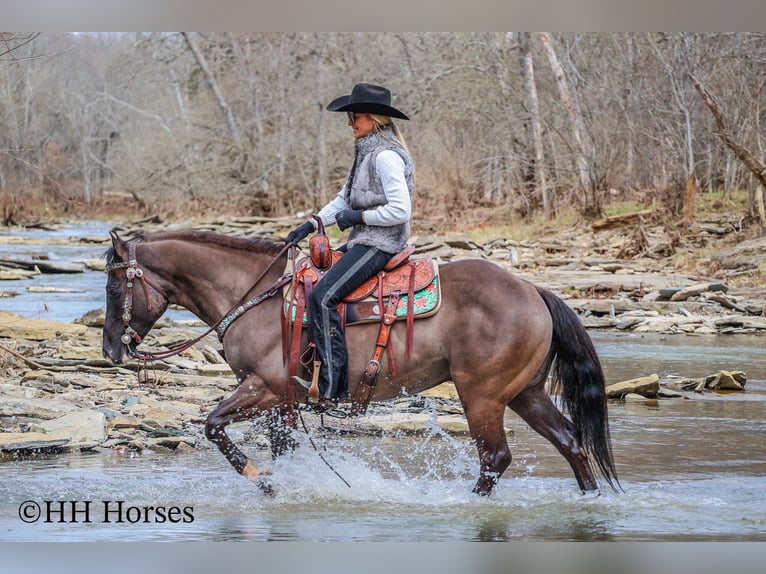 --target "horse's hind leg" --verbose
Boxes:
[508,386,598,492]
[463,399,513,496]
[204,374,282,481]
